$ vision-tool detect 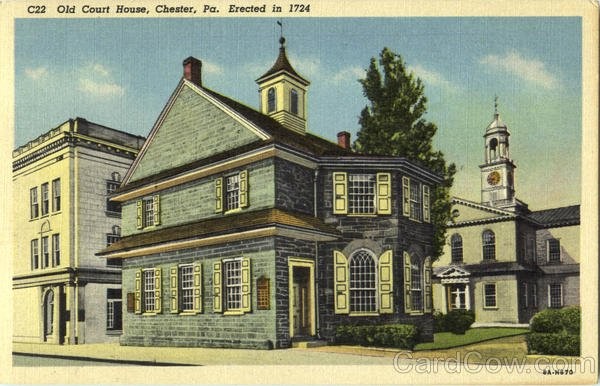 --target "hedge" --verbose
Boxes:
[526,333,580,356]
[335,324,419,350]
[434,309,475,334]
